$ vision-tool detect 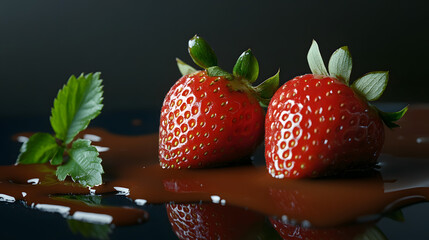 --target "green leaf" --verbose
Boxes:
[206,66,233,80]
[233,49,259,83]
[50,72,104,144]
[352,71,388,101]
[51,146,65,165]
[67,219,112,240]
[17,133,59,164]
[56,139,104,187]
[188,35,218,69]
[307,40,328,76]
[254,69,280,100]
[376,105,408,128]
[60,195,102,206]
[176,58,197,76]
[328,46,352,85]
